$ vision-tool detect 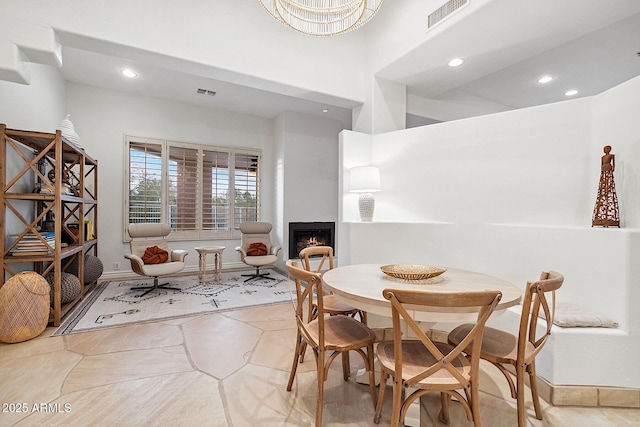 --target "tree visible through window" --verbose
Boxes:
[126,137,260,239]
